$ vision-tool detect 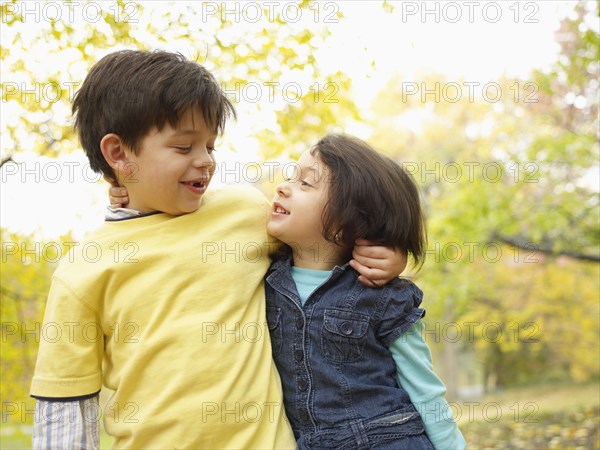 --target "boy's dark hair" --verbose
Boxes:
[72,50,236,179]
[312,134,426,268]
